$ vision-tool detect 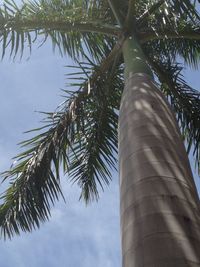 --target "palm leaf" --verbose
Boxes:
[136,0,200,34]
[147,57,200,174]
[144,38,200,70]
[66,61,123,202]
[0,44,123,238]
[0,0,119,60]
[0,104,73,238]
